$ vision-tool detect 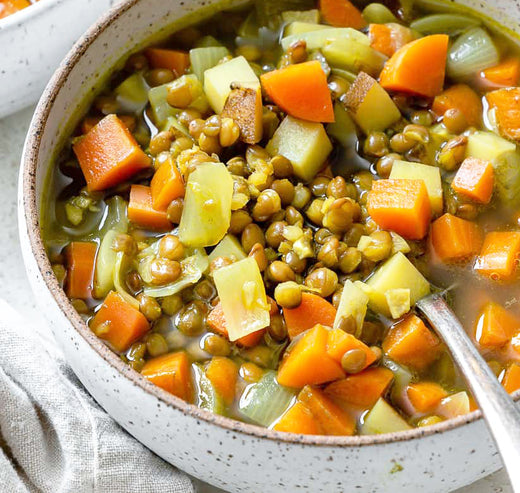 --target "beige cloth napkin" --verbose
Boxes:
[0,300,194,493]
